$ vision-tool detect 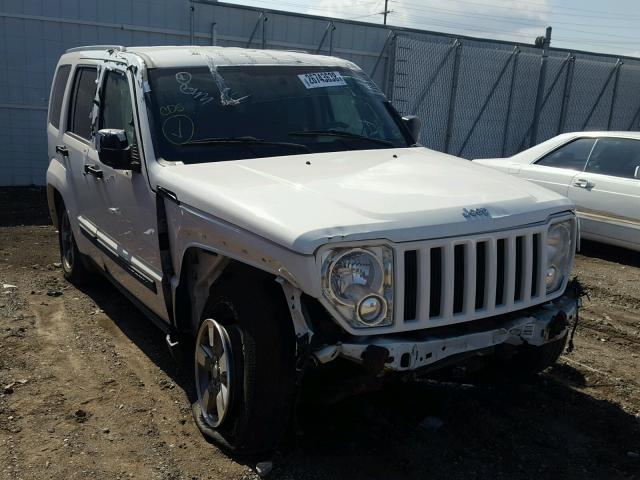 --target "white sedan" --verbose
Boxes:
[474,132,640,252]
